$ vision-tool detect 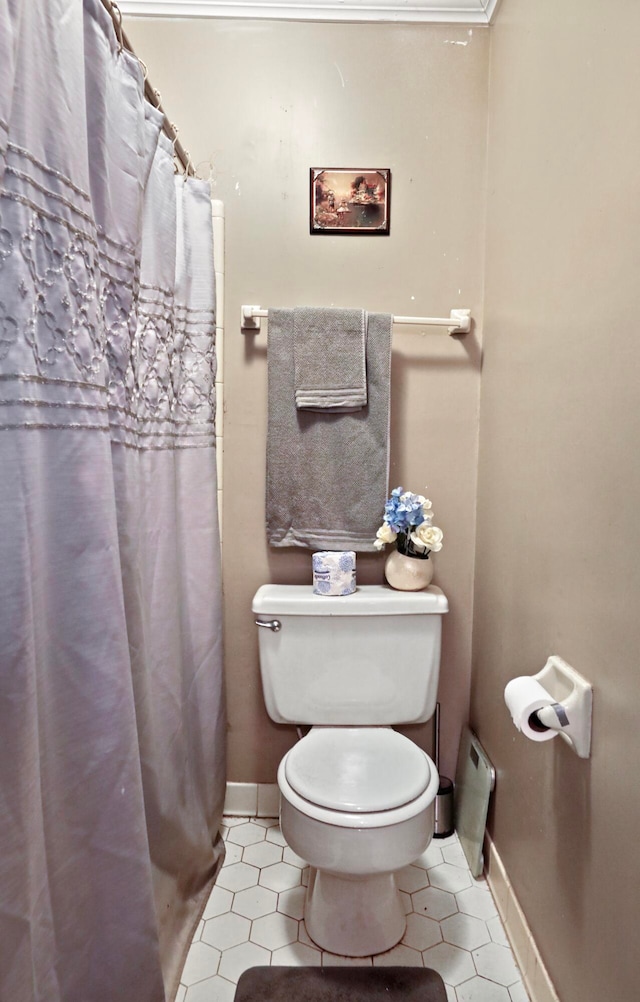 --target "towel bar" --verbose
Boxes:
[240,305,471,336]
